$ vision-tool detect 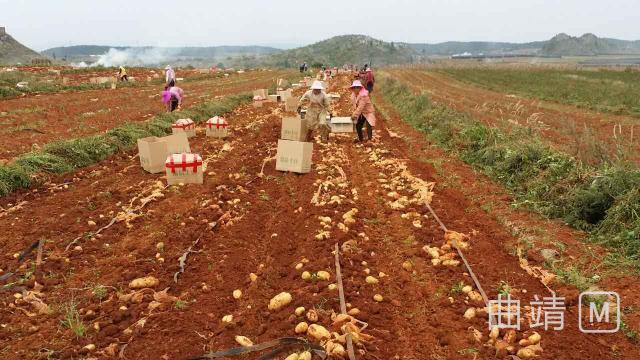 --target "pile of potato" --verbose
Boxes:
[472,326,544,358]
[363,148,435,213]
[289,310,373,359]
